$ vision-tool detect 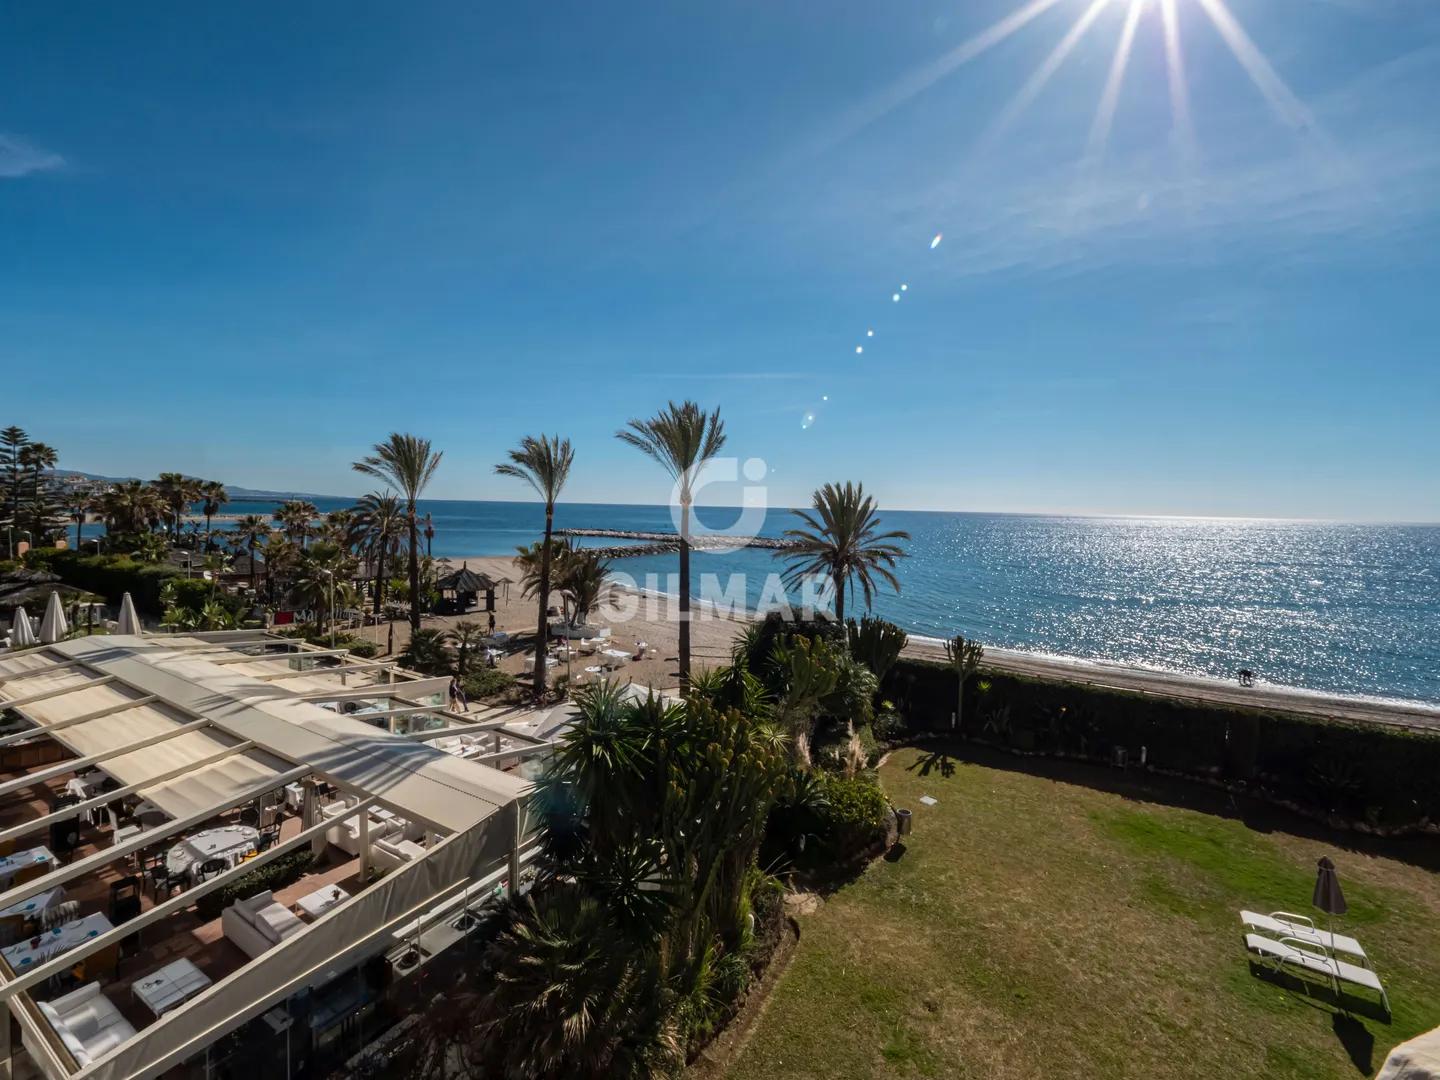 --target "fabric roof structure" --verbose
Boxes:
[0,635,529,832]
